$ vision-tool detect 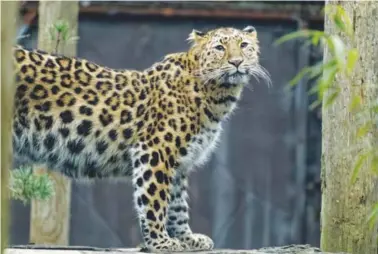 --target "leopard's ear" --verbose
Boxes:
[243,26,257,38]
[187,29,206,45]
